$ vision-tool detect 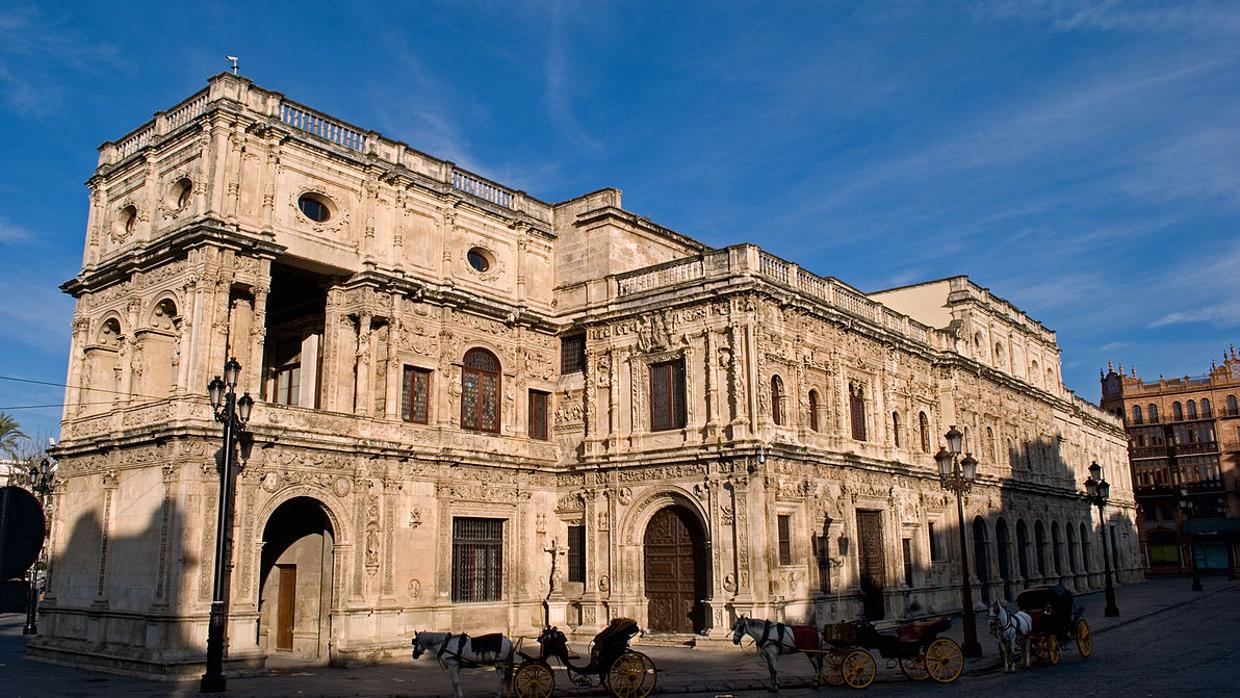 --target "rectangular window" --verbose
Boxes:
[928,522,944,561]
[401,366,431,424]
[274,363,301,406]
[777,514,793,565]
[650,359,687,431]
[902,538,914,587]
[452,517,504,602]
[528,390,550,440]
[561,334,586,374]
[567,524,586,583]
